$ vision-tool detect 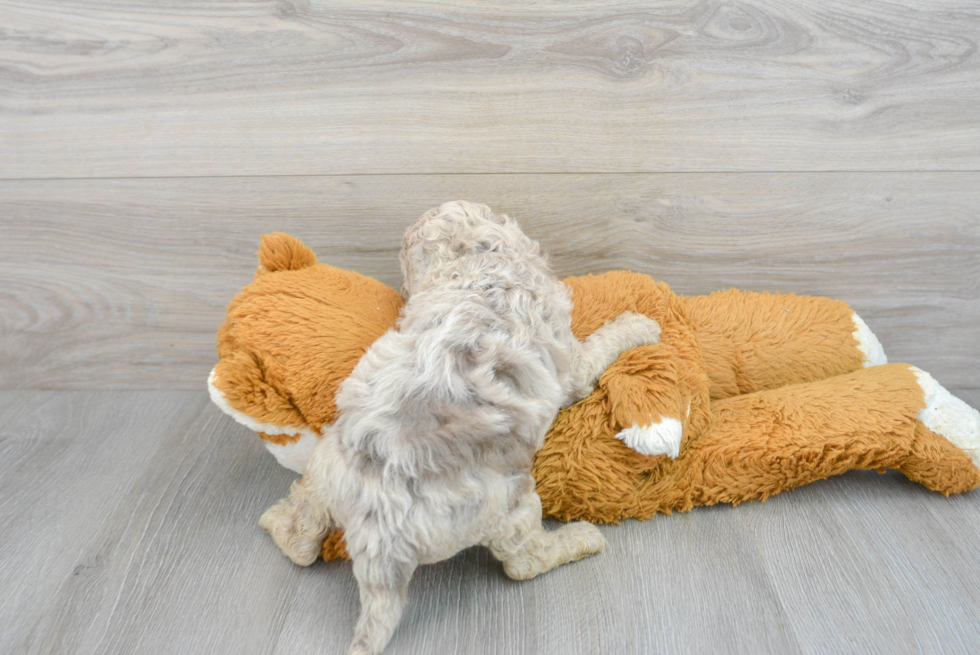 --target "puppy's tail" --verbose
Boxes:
[259,477,334,566]
[258,232,318,272]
